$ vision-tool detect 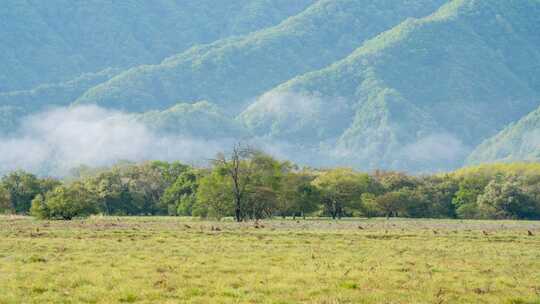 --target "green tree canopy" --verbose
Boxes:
[312,168,372,219]
[31,182,99,220]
